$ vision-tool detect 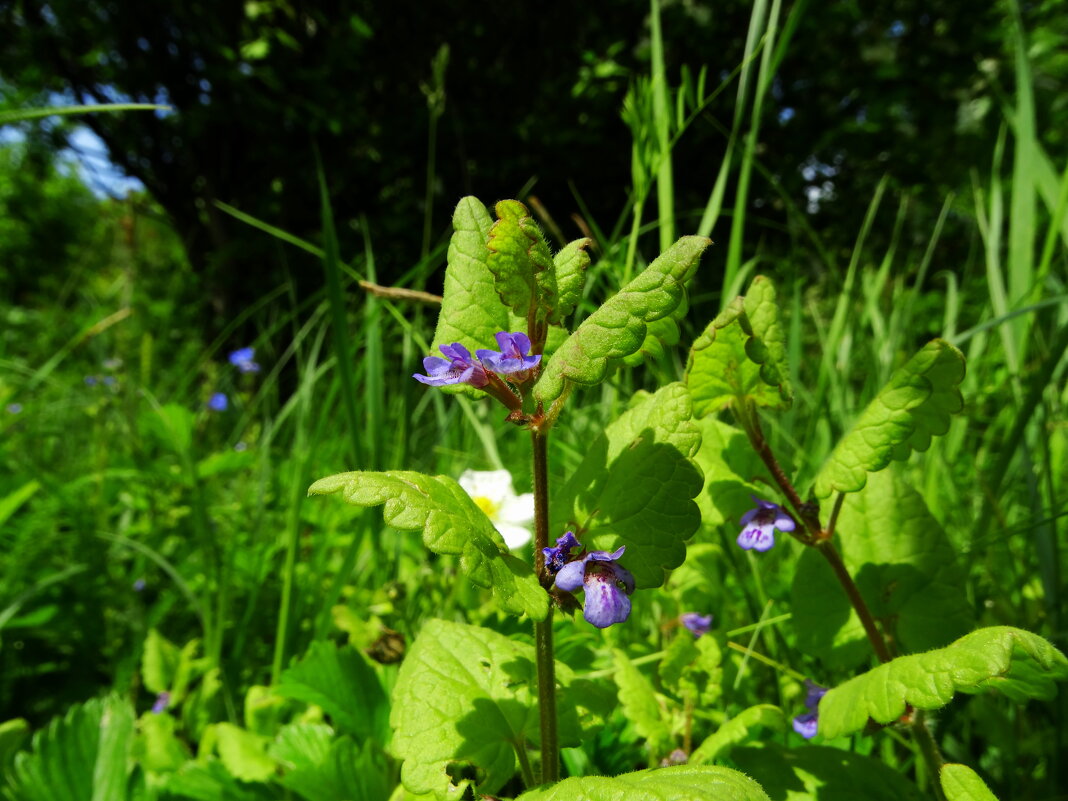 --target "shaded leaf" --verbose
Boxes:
[791,469,973,669]
[534,236,711,405]
[690,416,765,529]
[550,383,703,589]
[271,725,393,801]
[818,626,1068,739]
[659,633,723,709]
[742,276,792,405]
[613,649,672,757]
[689,705,785,765]
[813,339,965,497]
[309,471,548,620]
[514,765,771,800]
[940,764,1000,801]
[276,641,389,744]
